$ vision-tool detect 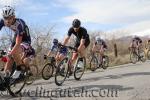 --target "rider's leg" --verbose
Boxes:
[13,46,23,66]
[4,58,14,75]
[23,57,31,68]
[55,52,60,65]
[99,46,104,64]
[11,46,24,78]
